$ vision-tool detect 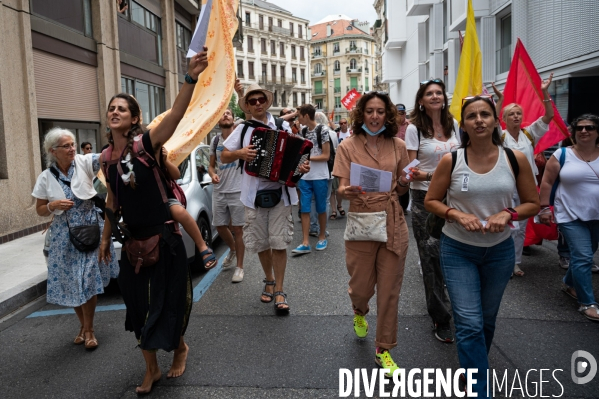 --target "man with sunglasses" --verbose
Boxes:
[221,83,309,313]
[337,118,351,143]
